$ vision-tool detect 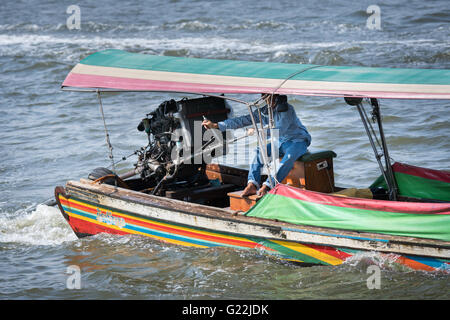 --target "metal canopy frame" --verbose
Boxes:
[67,86,401,198]
[84,88,278,189]
[355,98,398,200]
